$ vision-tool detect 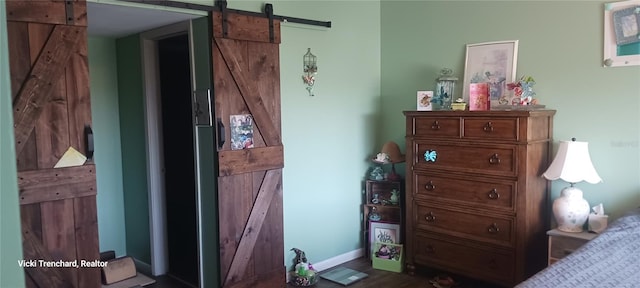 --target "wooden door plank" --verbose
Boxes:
[5,1,68,25]
[74,195,101,287]
[215,38,281,147]
[66,32,91,156]
[25,23,69,169]
[7,21,30,103]
[252,170,284,277]
[13,24,83,155]
[18,165,97,204]
[218,146,283,176]
[35,74,69,168]
[21,218,73,288]
[7,22,38,171]
[218,173,254,283]
[212,12,281,44]
[20,203,43,242]
[224,169,282,285]
[212,40,256,150]
[225,268,285,288]
[248,42,281,134]
[41,199,79,285]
